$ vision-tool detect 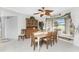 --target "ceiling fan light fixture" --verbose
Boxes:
[33,7,54,17]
